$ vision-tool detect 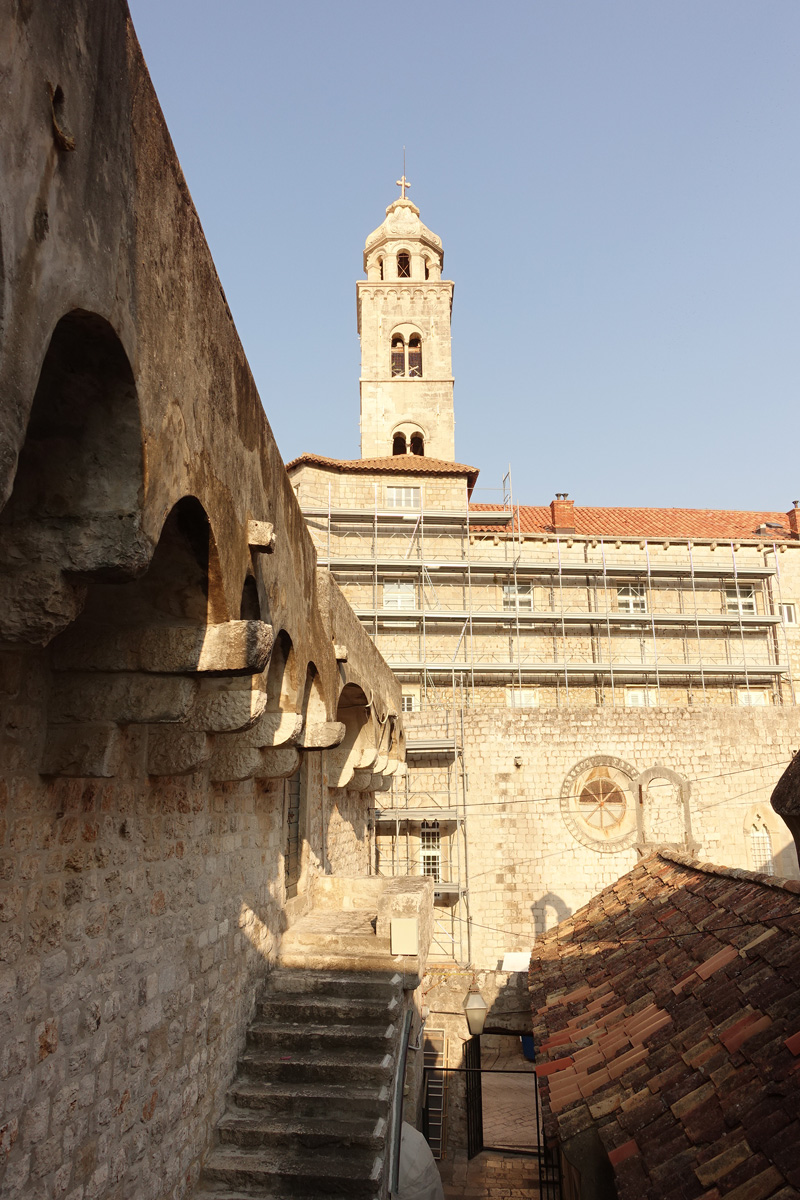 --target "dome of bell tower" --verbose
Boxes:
[363,197,443,282]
